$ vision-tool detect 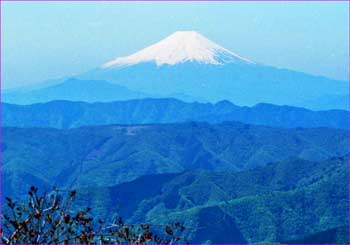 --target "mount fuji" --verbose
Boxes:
[79,31,348,110]
[3,31,348,110]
